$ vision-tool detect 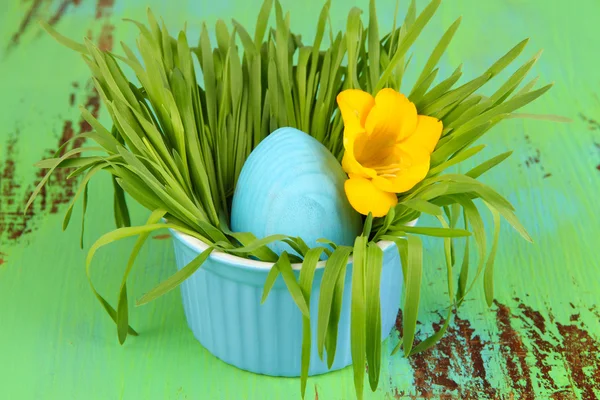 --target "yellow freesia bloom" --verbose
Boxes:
[337,88,443,217]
